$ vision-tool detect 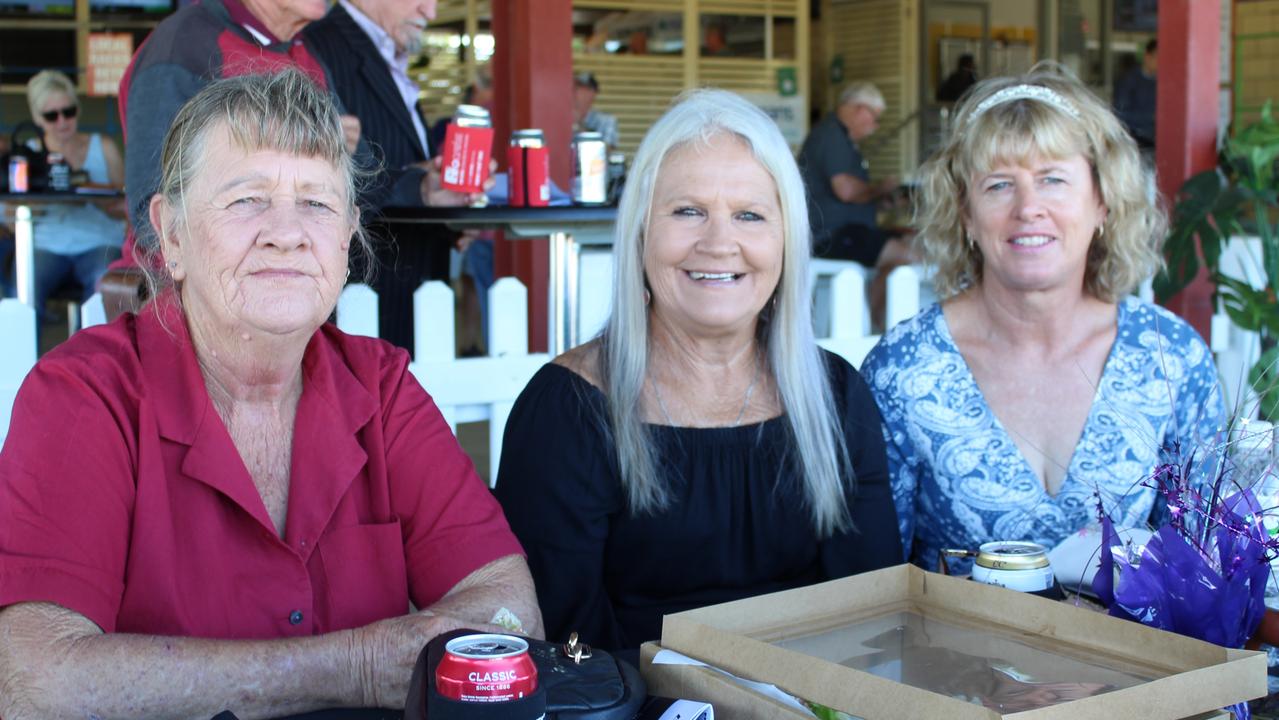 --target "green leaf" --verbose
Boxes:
[1249,346,1279,422]
[1216,275,1273,332]
[1172,171,1223,221]
[1164,105,1279,338]
[1198,218,1226,270]
[1222,298,1262,332]
[1155,235,1200,302]
[1266,312,1279,340]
